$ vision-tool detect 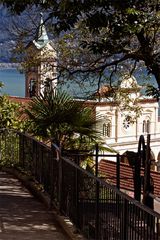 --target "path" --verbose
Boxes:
[0,172,70,240]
